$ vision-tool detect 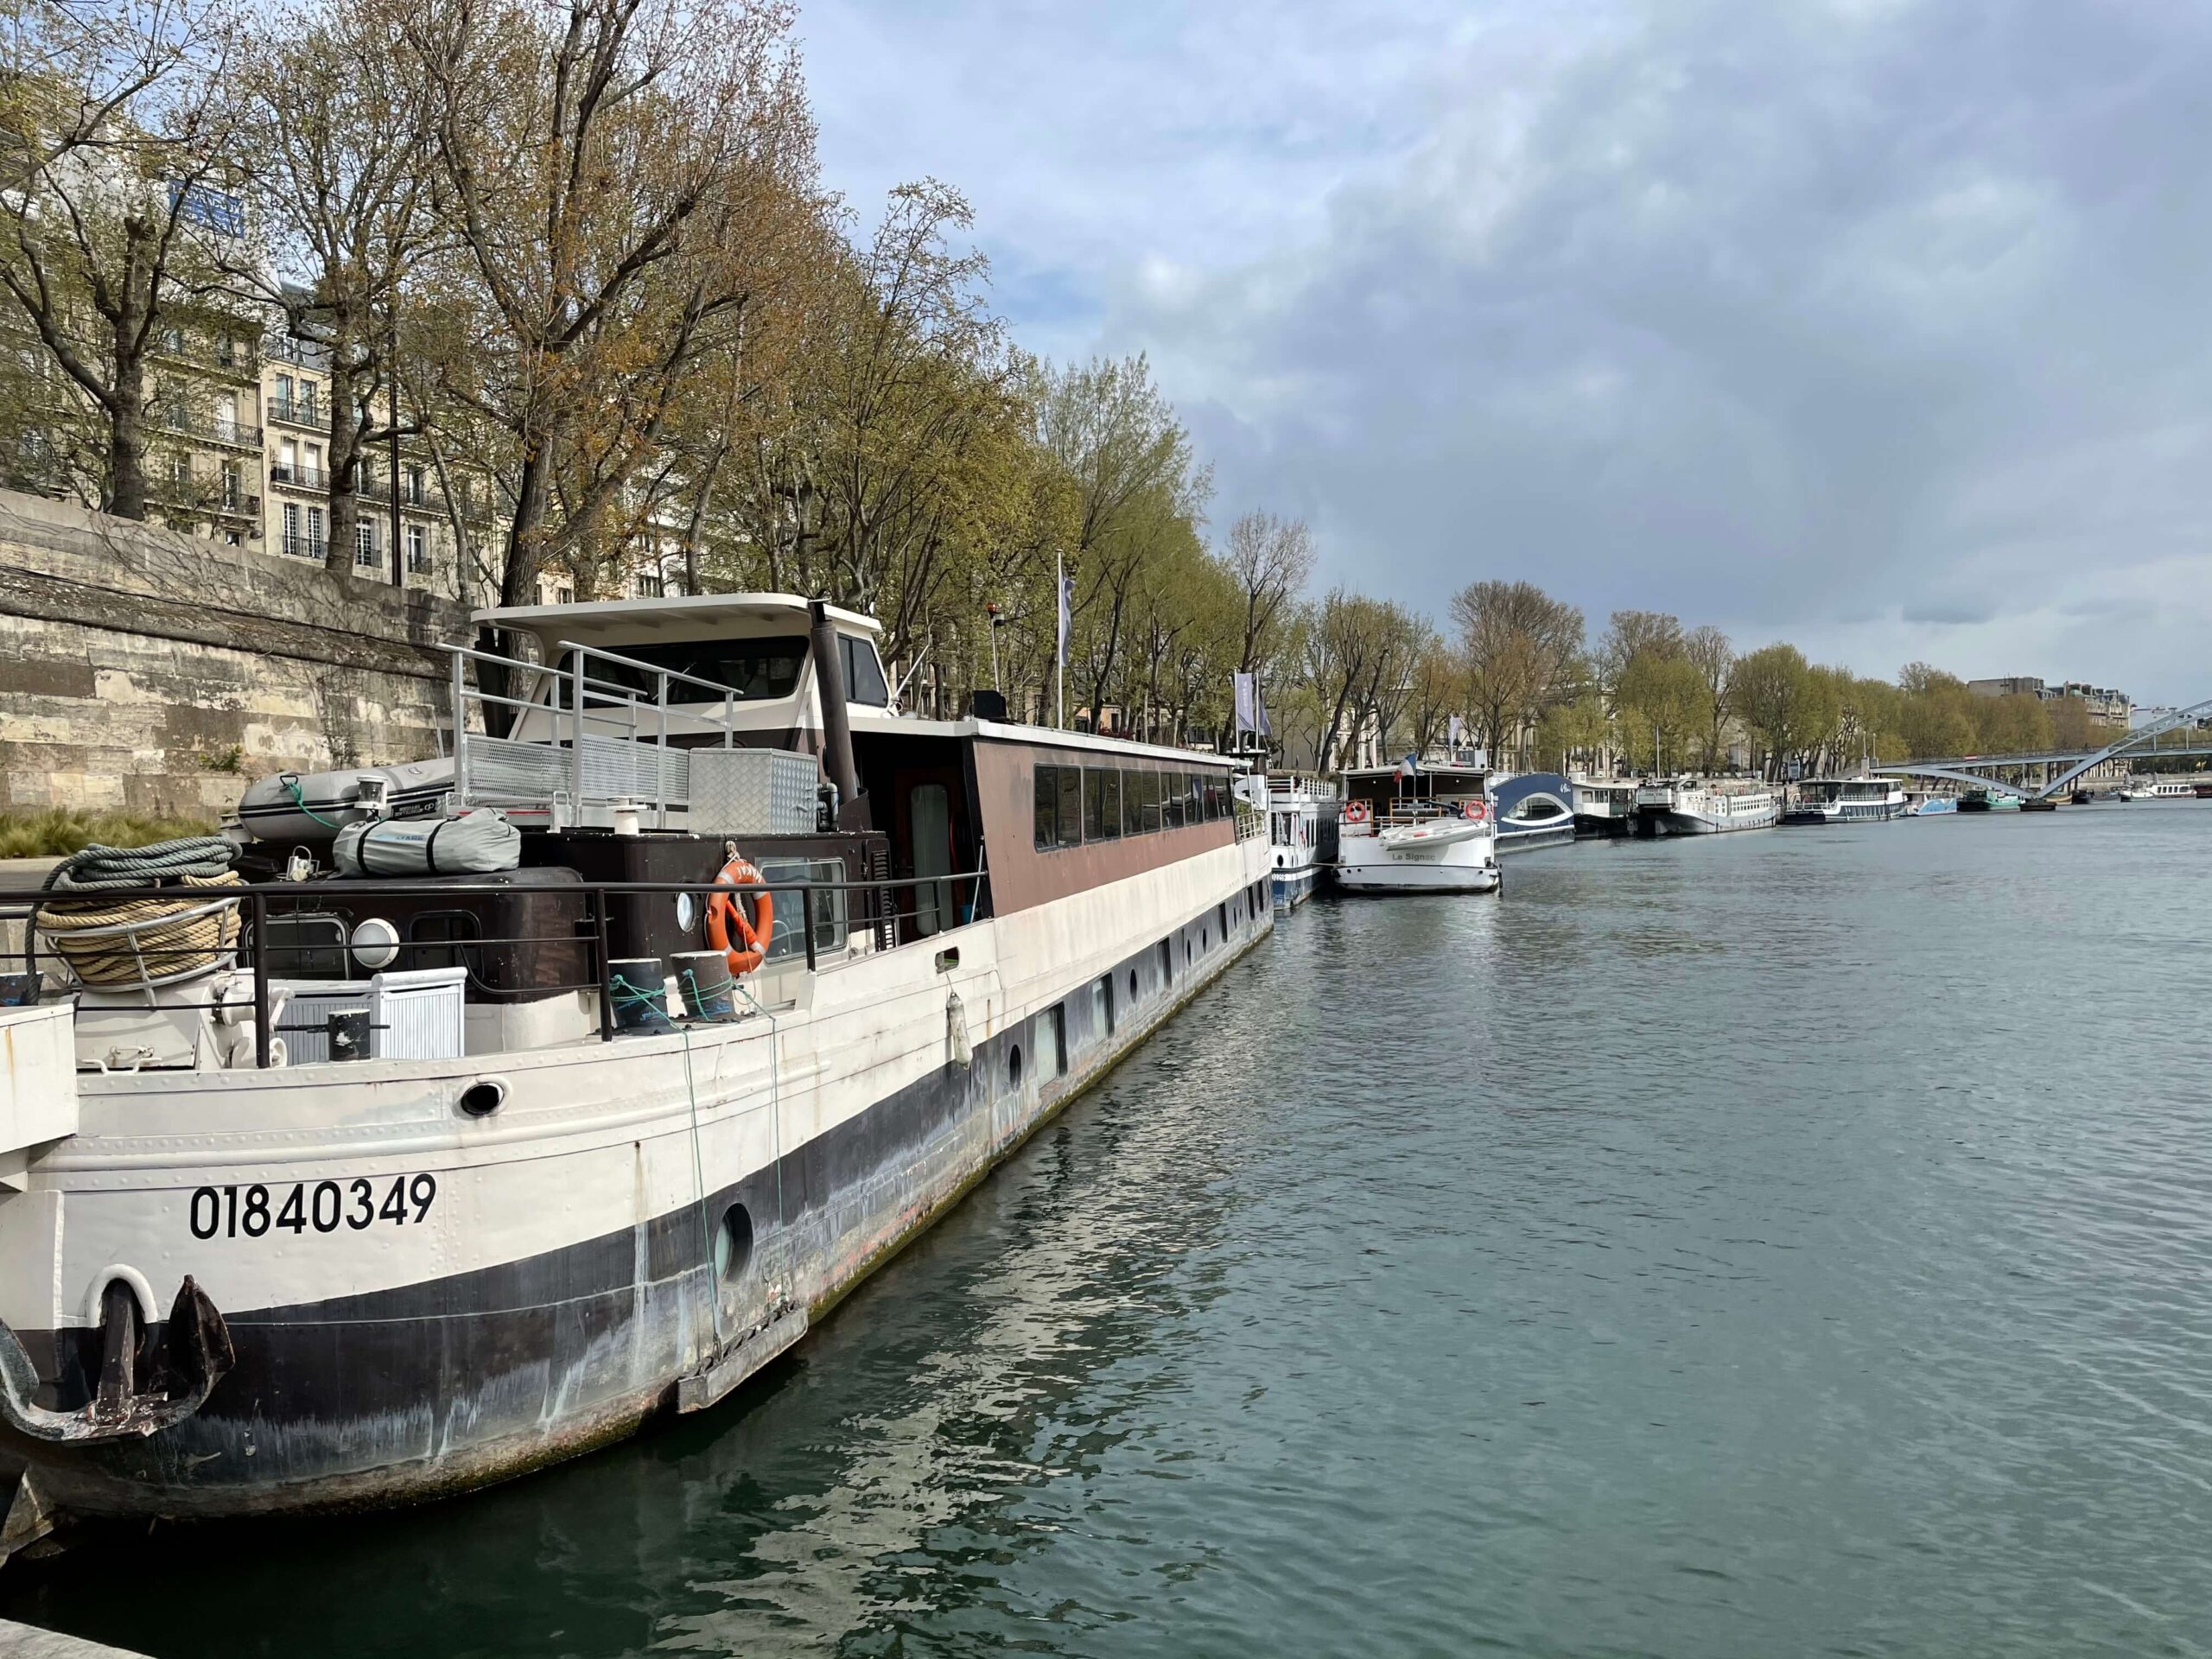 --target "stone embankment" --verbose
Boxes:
[0,490,472,823]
